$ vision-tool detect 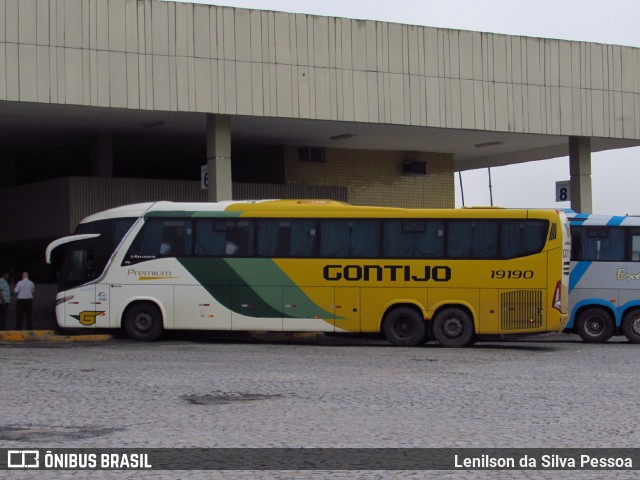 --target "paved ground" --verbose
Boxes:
[1,332,639,479]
